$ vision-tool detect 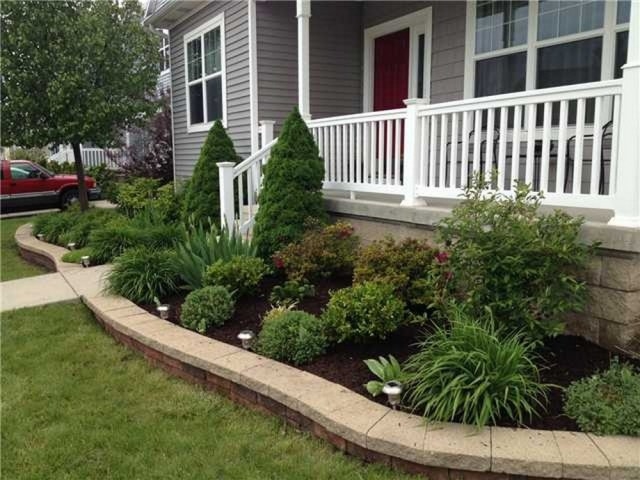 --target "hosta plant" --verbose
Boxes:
[404,305,549,429]
[363,355,405,397]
